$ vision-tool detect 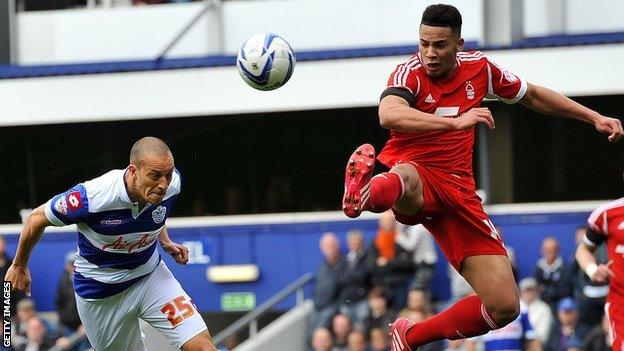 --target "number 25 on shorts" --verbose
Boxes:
[160,296,196,327]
